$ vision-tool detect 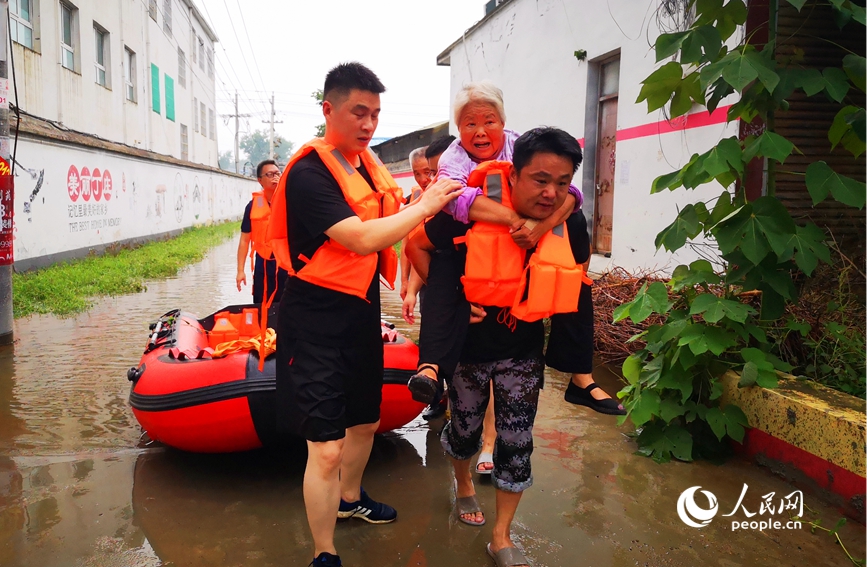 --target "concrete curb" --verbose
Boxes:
[720,371,866,520]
